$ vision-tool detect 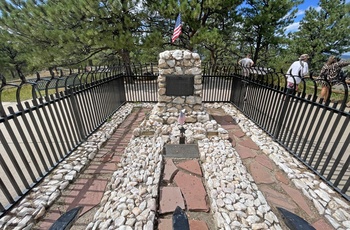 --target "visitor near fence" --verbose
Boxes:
[285,54,309,92]
[318,55,350,101]
[238,54,254,77]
